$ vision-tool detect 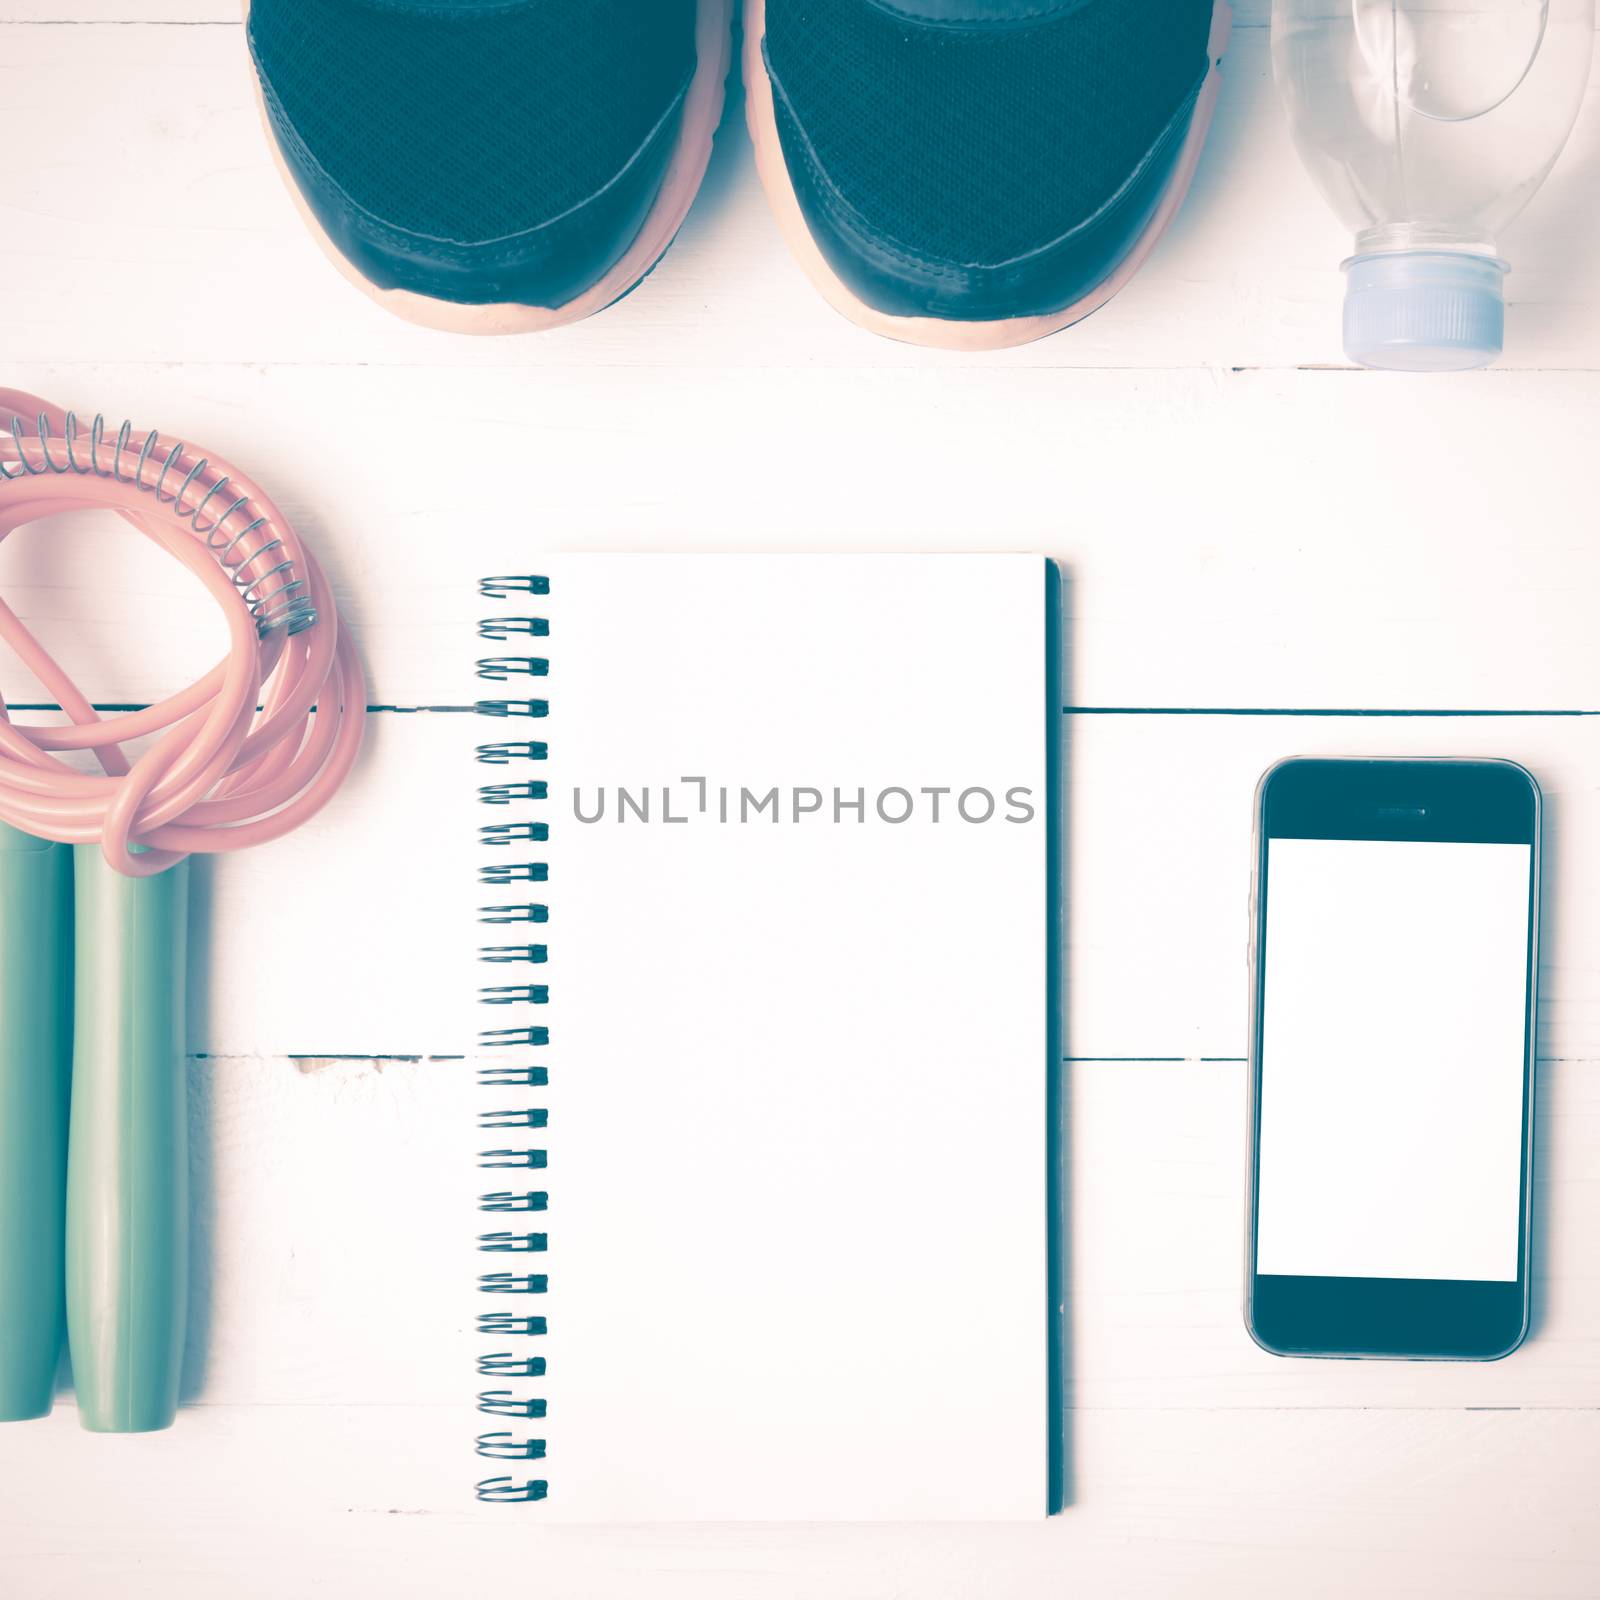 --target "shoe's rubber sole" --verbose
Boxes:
[743,0,1231,352]
[245,0,735,335]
